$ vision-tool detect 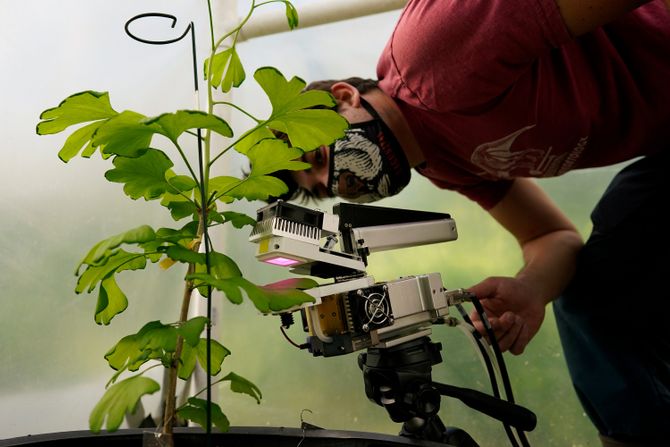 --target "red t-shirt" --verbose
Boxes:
[377,0,670,209]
